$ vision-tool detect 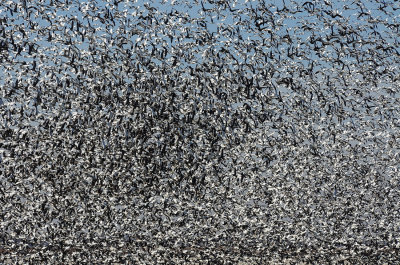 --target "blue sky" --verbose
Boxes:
[0,0,399,94]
